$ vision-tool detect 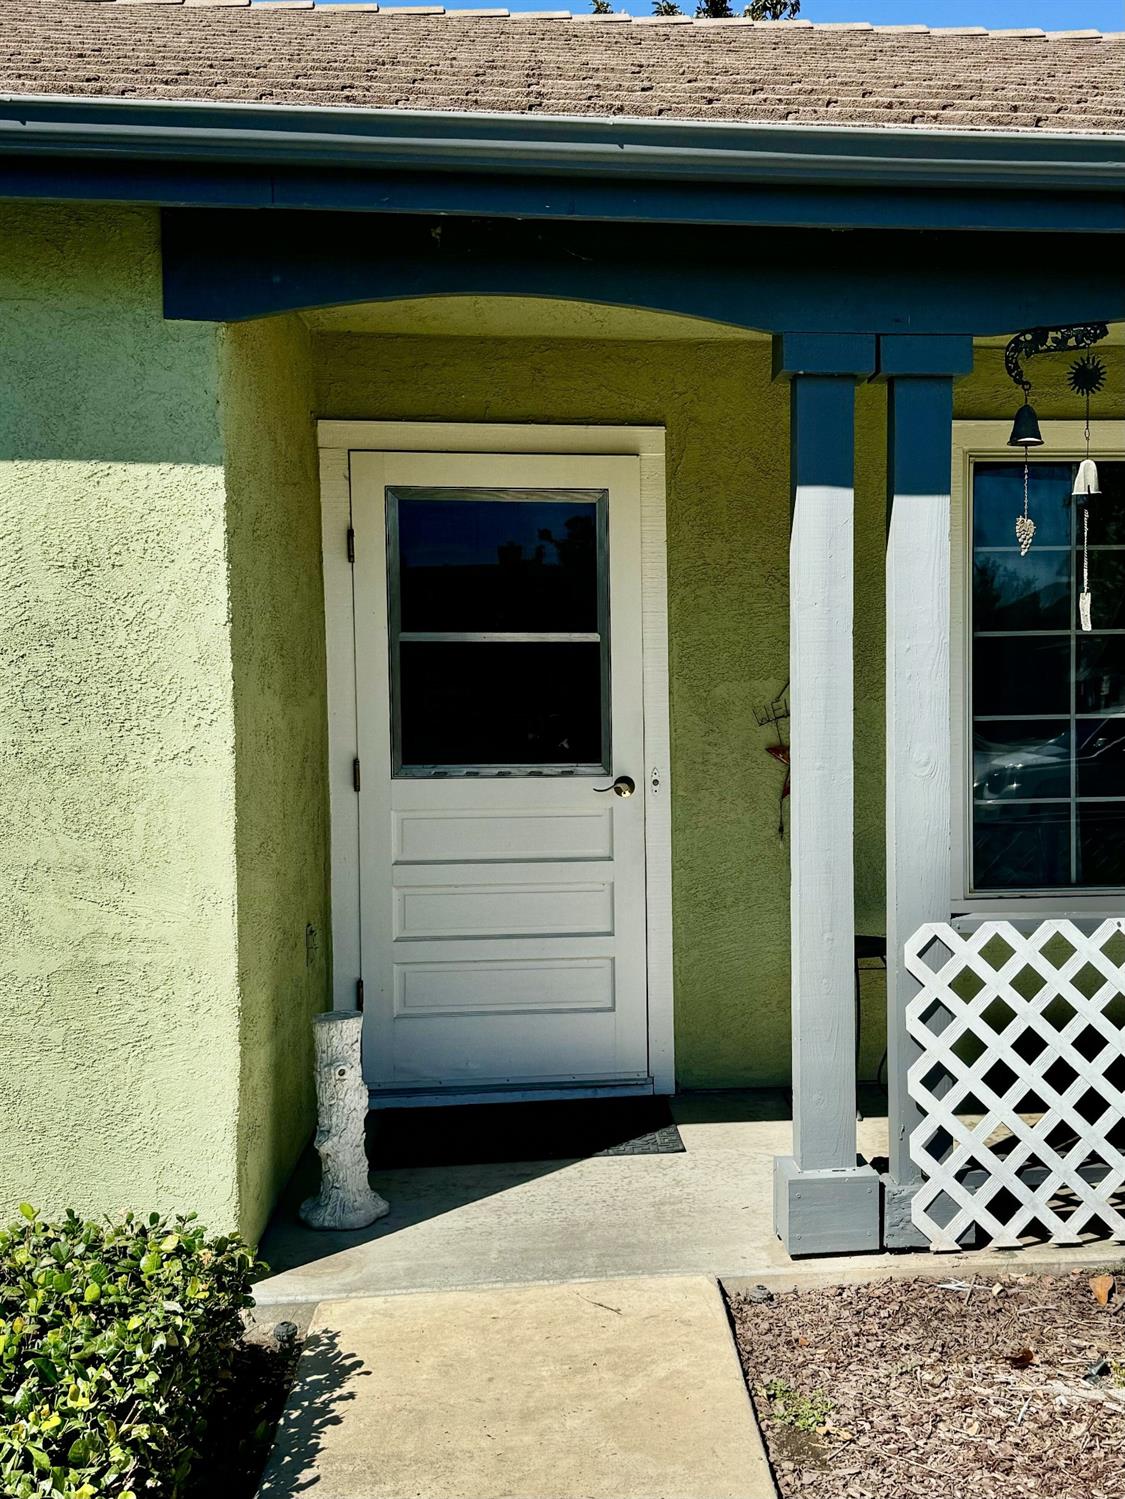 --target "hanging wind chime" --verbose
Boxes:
[1008,374,1043,556]
[1005,323,1109,557]
[1069,352,1107,632]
